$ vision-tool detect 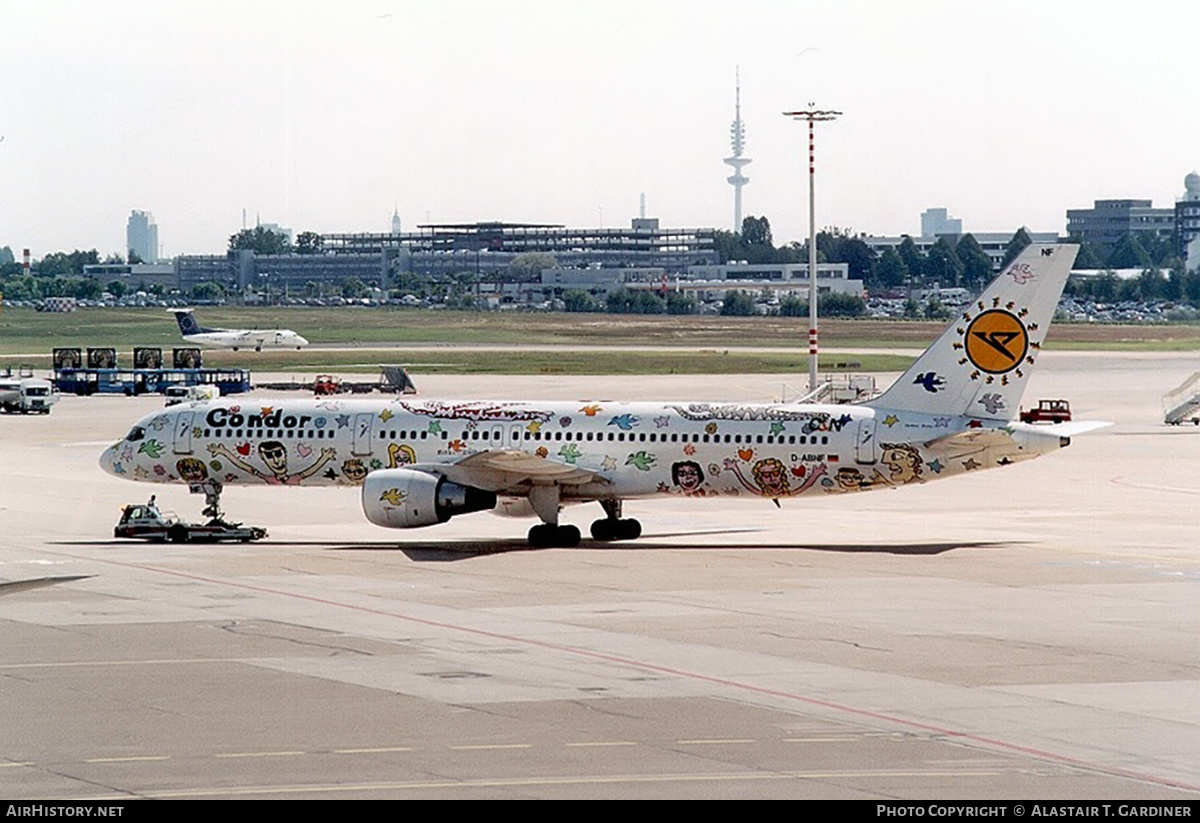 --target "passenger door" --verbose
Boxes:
[173,411,194,455]
[854,417,877,465]
[352,413,373,456]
